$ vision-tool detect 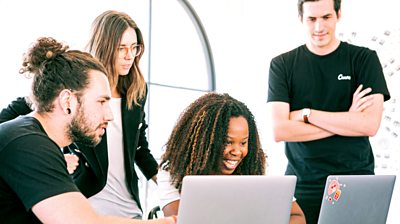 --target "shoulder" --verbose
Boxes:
[0,96,32,124]
[270,45,305,69]
[273,45,304,60]
[341,41,377,58]
[0,117,52,151]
